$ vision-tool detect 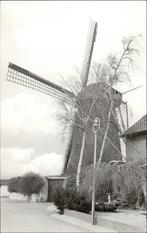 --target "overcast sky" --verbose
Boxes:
[1,1,146,179]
